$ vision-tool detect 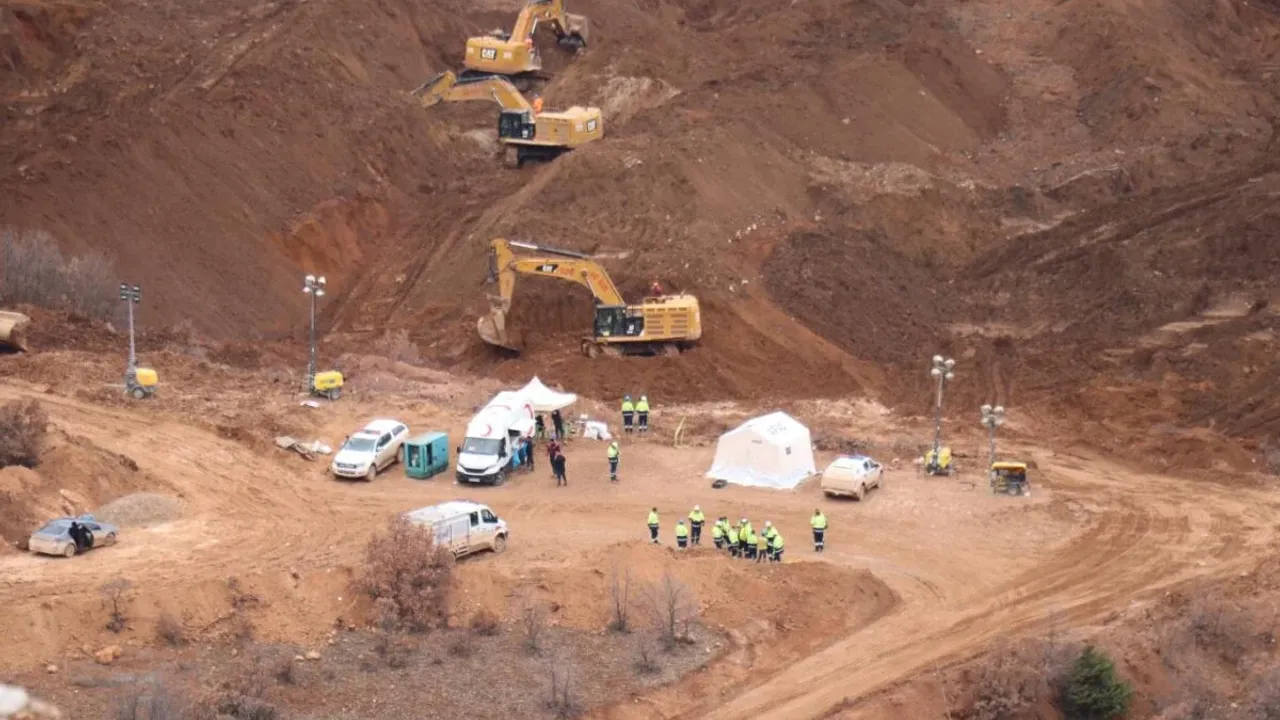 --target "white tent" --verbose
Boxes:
[706,411,816,489]
[518,376,577,412]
